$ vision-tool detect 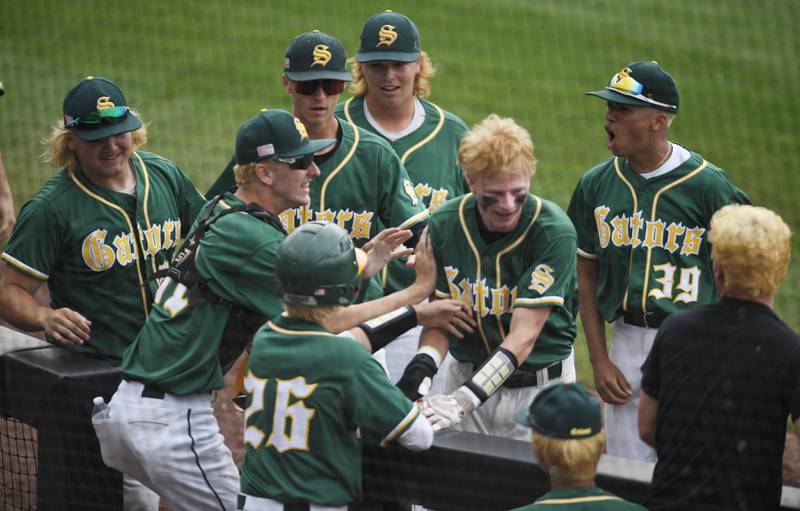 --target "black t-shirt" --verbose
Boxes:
[641,297,800,511]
